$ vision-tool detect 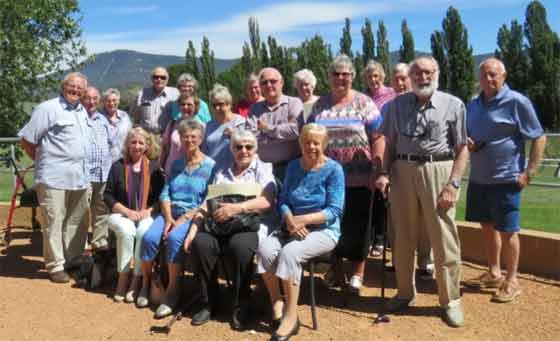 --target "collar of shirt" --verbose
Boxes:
[88,110,104,120]
[265,95,289,111]
[410,91,438,113]
[102,109,125,122]
[224,157,258,181]
[478,84,510,106]
[58,95,83,111]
